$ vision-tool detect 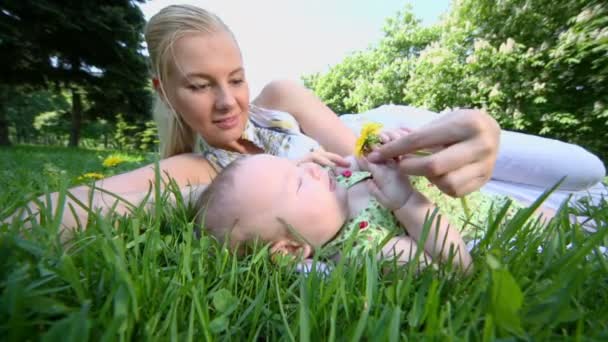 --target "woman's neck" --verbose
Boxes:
[221,138,264,154]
